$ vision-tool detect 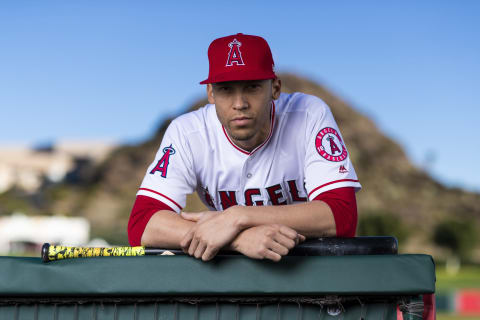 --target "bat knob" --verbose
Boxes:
[42,243,51,263]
